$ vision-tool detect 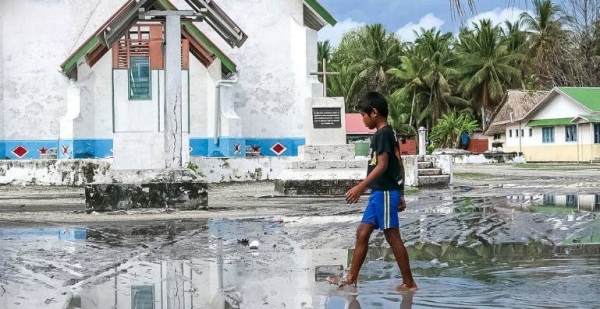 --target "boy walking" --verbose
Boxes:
[333,91,417,291]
